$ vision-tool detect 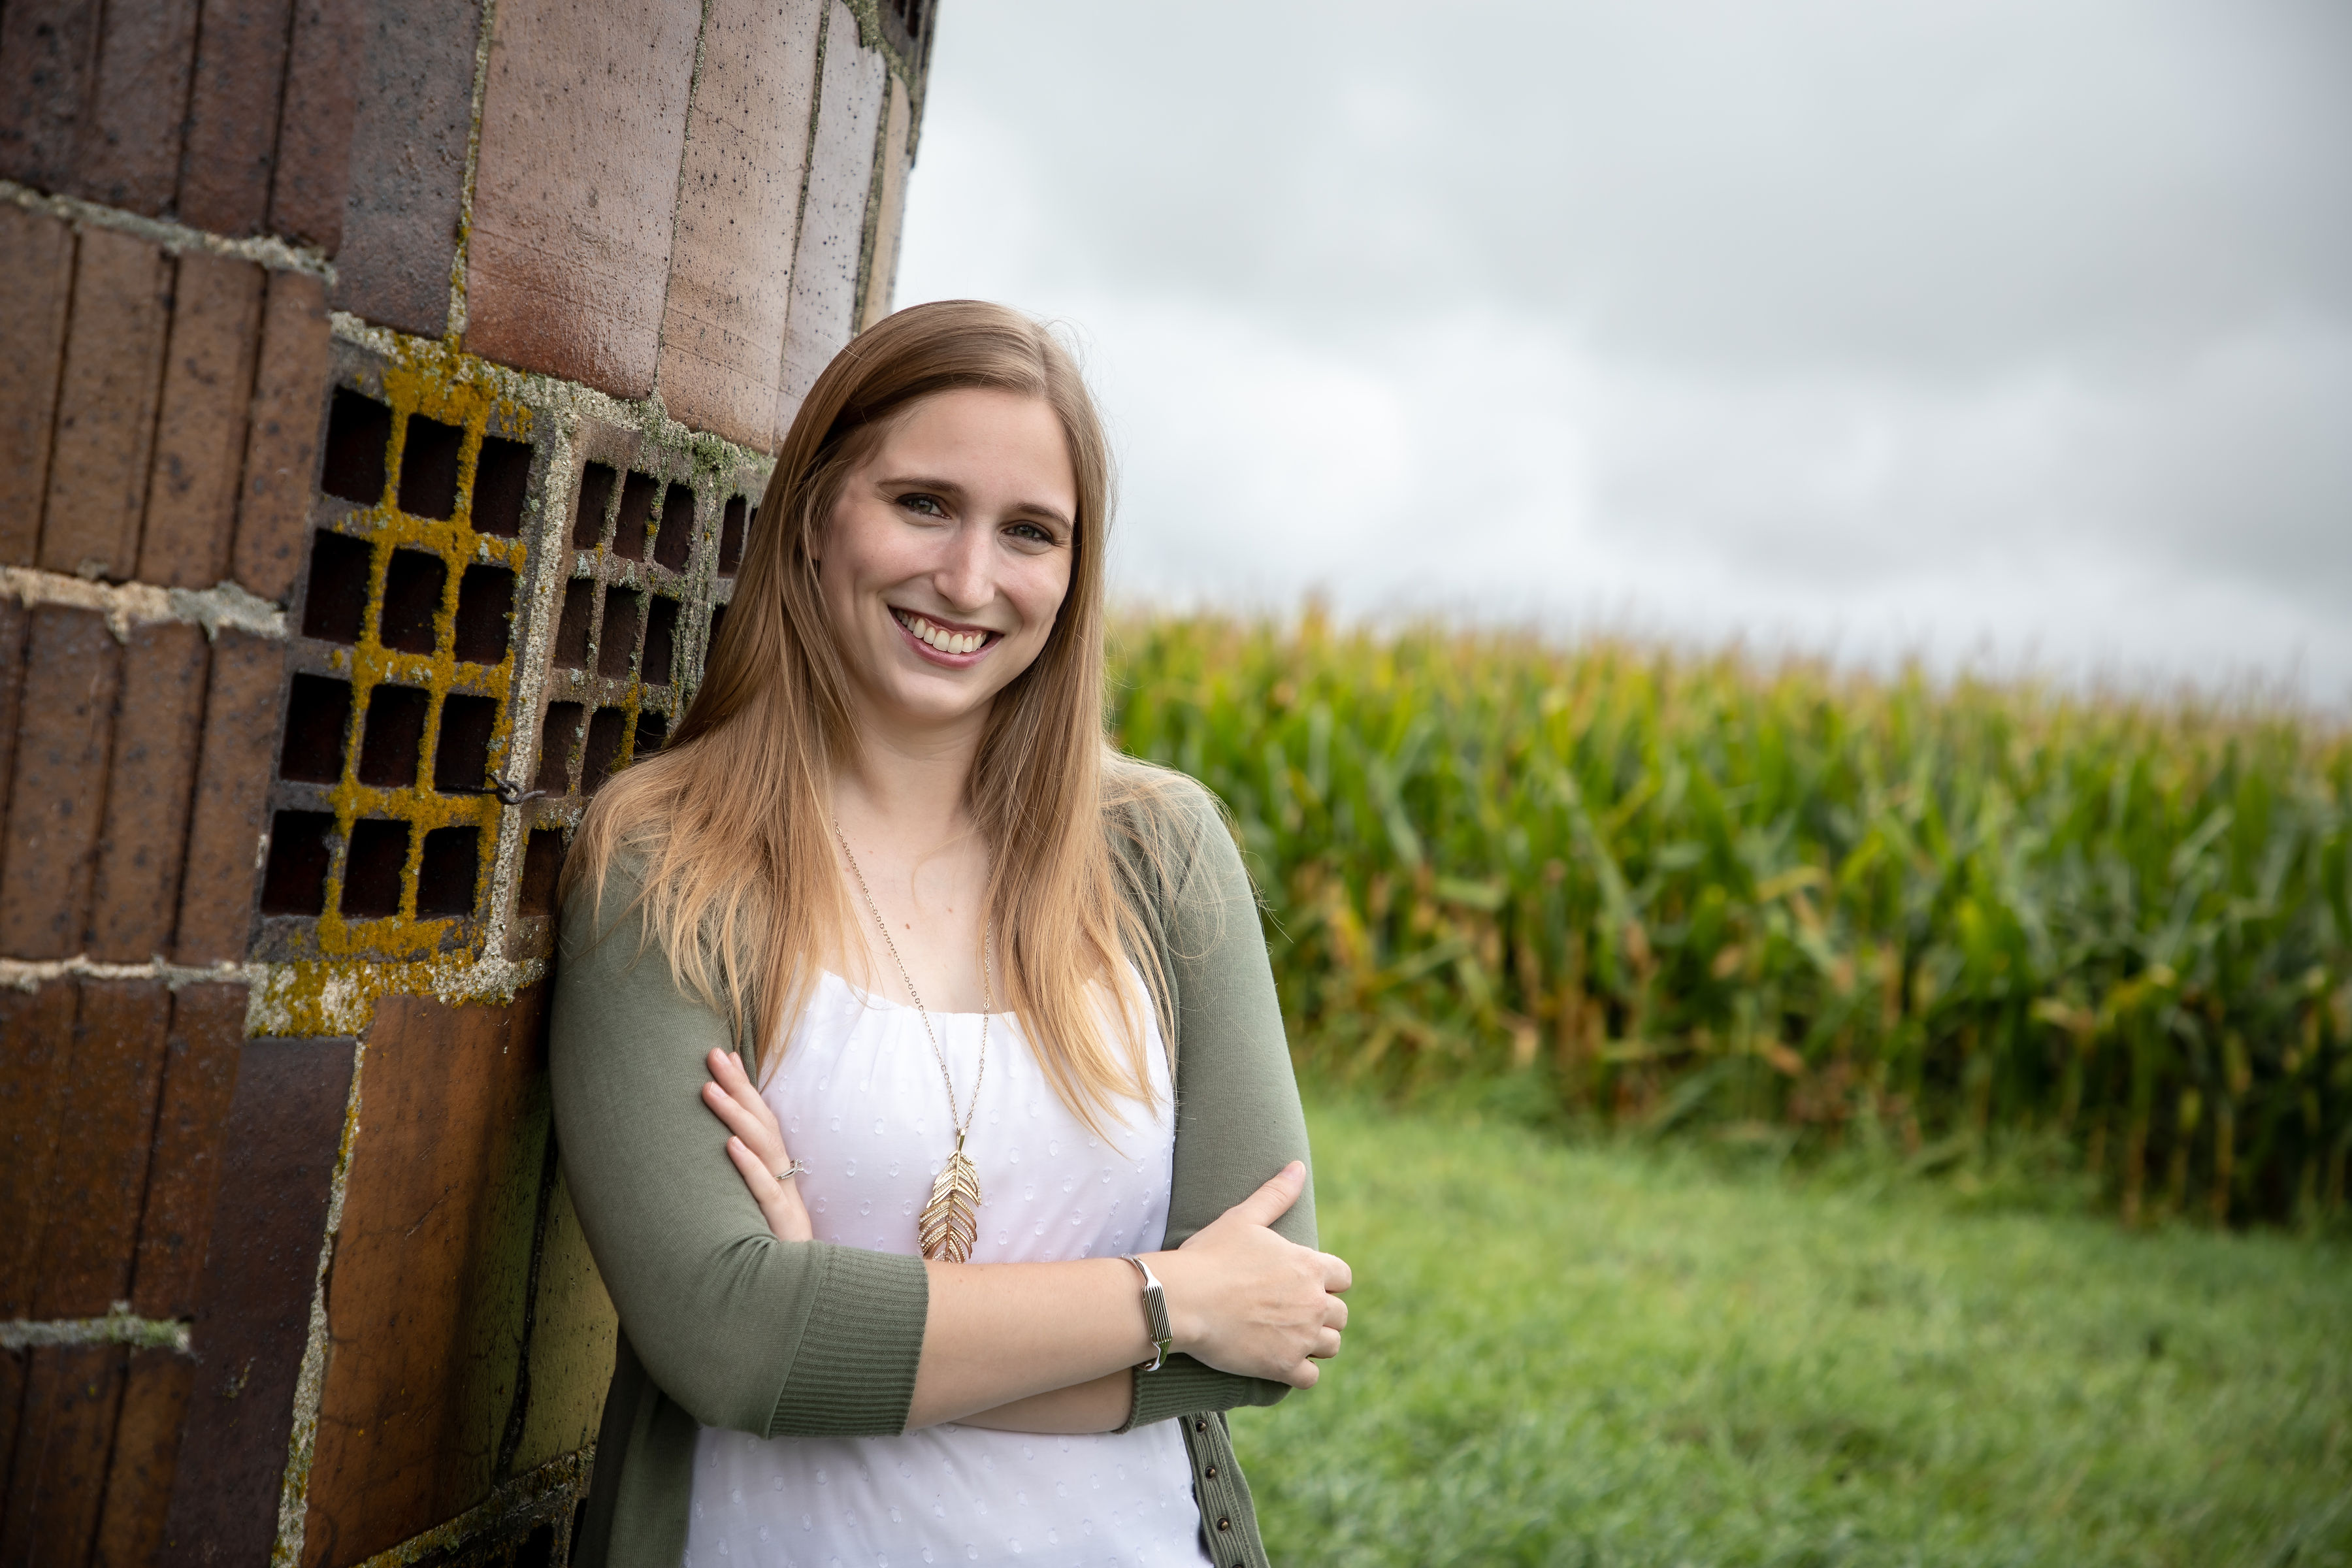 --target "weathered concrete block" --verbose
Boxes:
[301,987,550,1565]
[41,226,171,580]
[860,71,913,333]
[655,0,824,451]
[88,621,210,960]
[332,0,482,336]
[176,0,297,235]
[29,978,172,1318]
[0,598,28,838]
[776,0,885,433]
[0,980,78,1318]
[0,0,104,194]
[0,203,73,567]
[140,250,267,589]
[93,1349,196,1567]
[463,0,701,397]
[159,1035,354,1568]
[269,0,363,250]
[0,606,123,959]
[132,983,250,1320]
[172,627,283,963]
[507,1164,617,1476]
[0,1344,125,1564]
[77,0,203,215]
[234,269,334,604]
